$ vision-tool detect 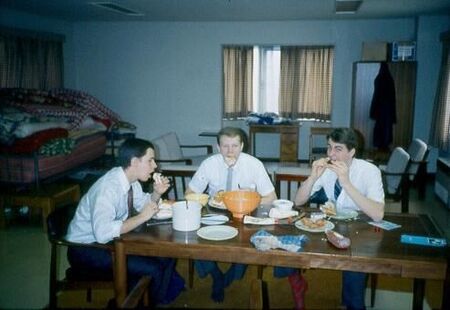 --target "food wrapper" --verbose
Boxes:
[250,229,308,252]
[269,208,298,219]
[325,230,351,249]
